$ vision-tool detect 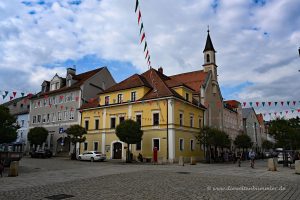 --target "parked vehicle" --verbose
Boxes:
[78,151,106,162]
[30,149,53,158]
[277,152,292,164]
